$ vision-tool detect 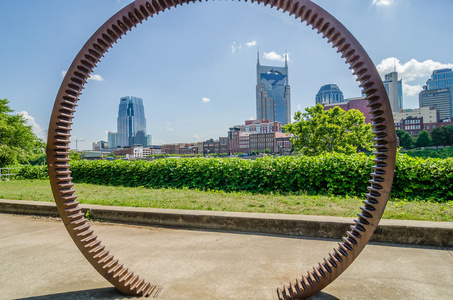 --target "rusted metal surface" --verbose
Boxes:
[46,0,396,298]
